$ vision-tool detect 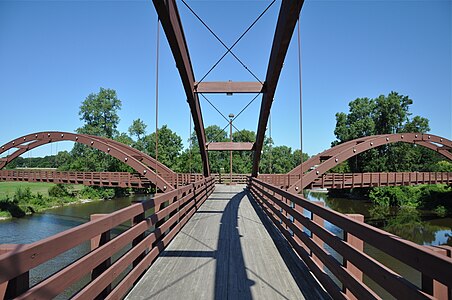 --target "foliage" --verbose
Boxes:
[369,184,452,211]
[434,205,447,217]
[48,184,71,198]
[78,87,122,138]
[139,125,183,170]
[369,186,421,208]
[430,160,452,172]
[333,91,442,172]
[78,186,115,200]
[128,118,147,141]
